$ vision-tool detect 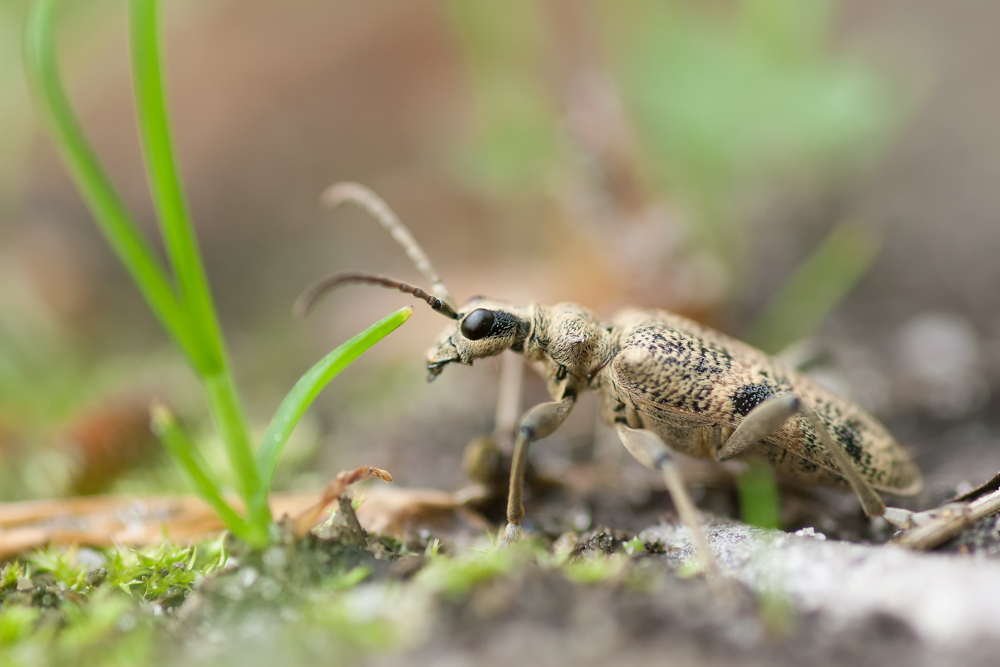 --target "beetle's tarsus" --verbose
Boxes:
[892,487,1000,549]
[882,507,916,529]
[500,522,521,546]
[799,402,887,518]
